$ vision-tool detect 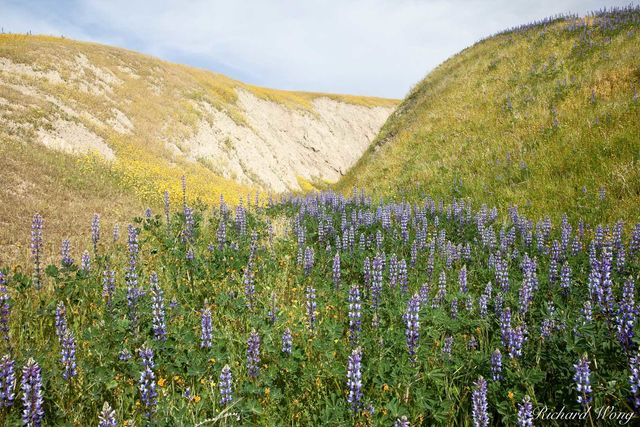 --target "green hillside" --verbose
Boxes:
[338,8,640,223]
